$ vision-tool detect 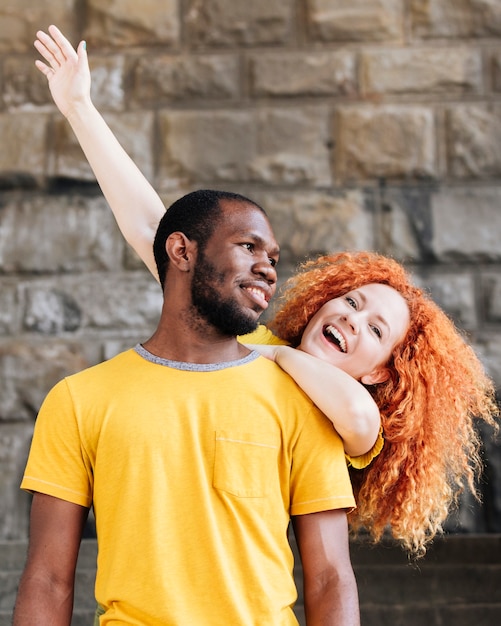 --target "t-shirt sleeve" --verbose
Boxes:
[238,325,288,346]
[289,405,355,517]
[21,378,93,508]
[345,427,384,470]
